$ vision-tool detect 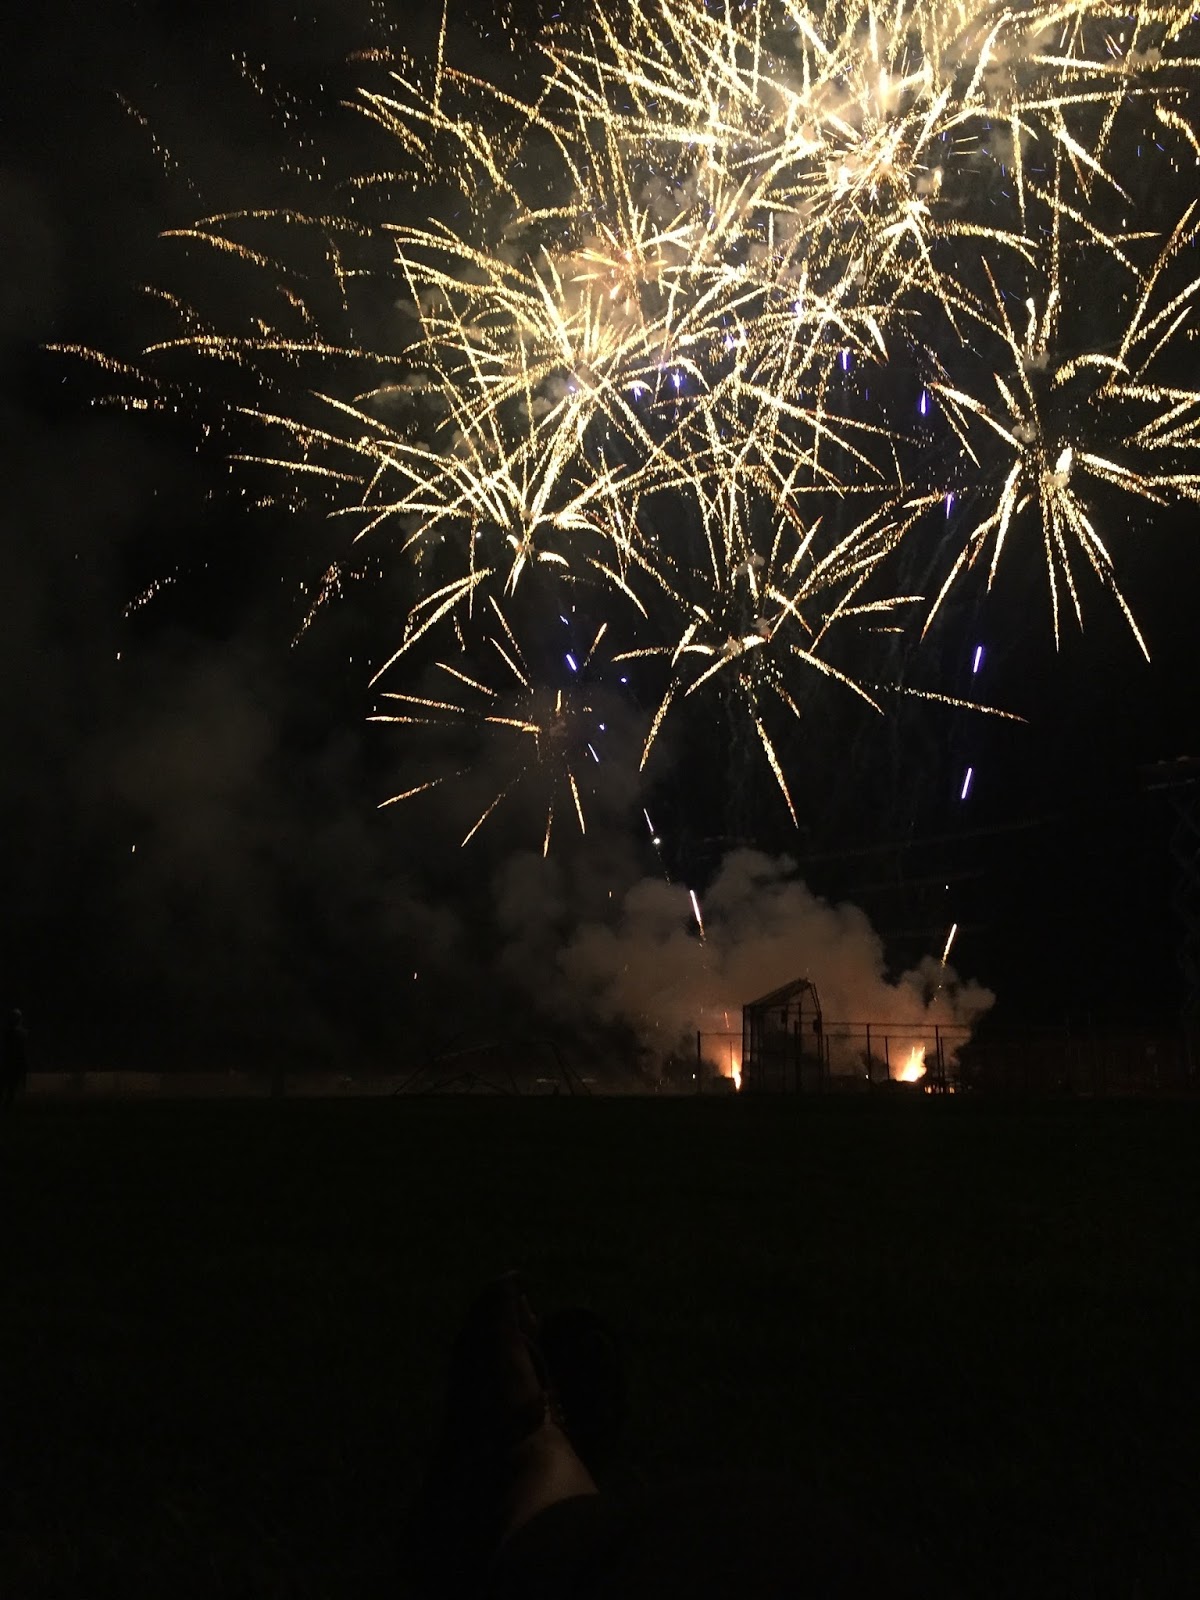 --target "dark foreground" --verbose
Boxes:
[0,1095,1196,1598]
